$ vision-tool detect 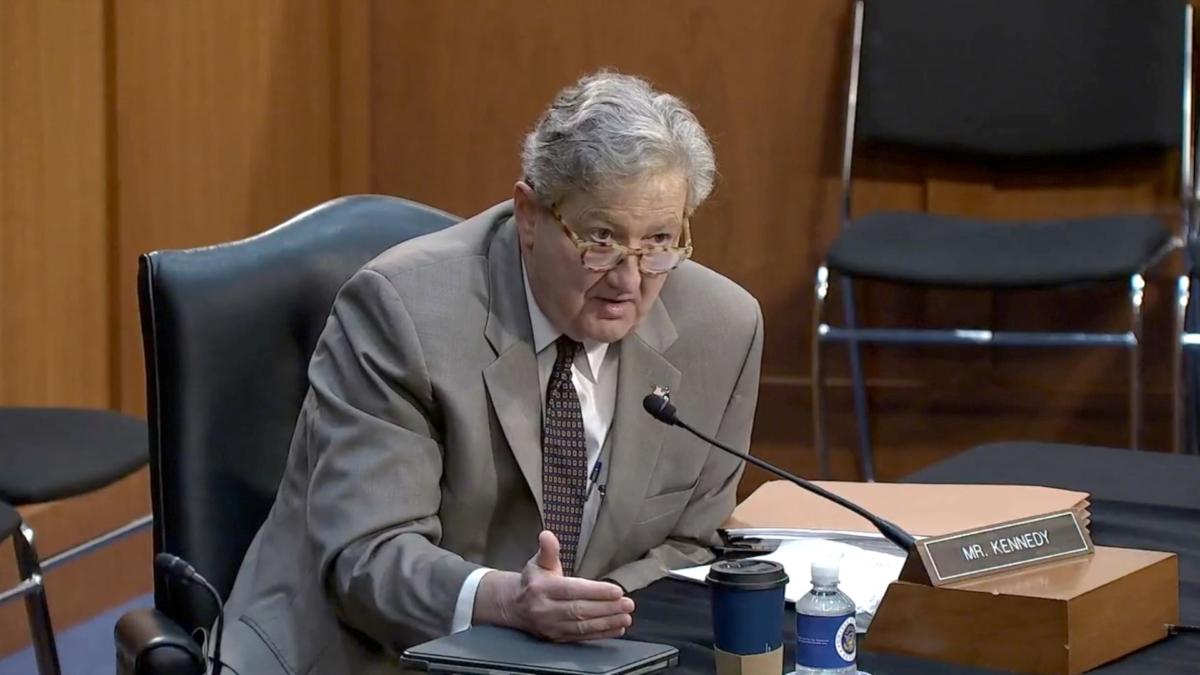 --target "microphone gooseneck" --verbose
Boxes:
[642,392,917,551]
